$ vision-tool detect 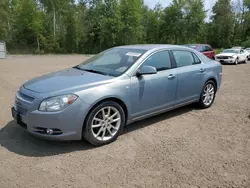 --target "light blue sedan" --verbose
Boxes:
[12,45,222,146]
